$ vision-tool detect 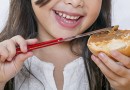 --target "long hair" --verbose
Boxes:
[1,0,112,90]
